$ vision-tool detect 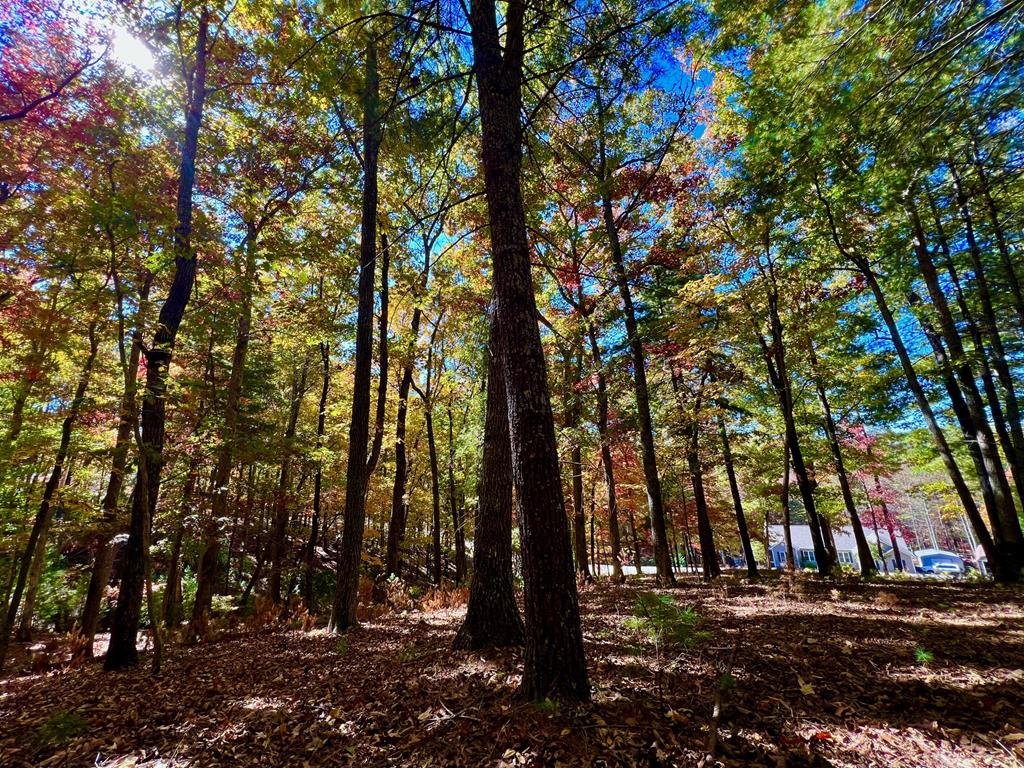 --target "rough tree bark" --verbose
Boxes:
[453,309,524,649]
[469,0,588,700]
[330,33,381,631]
